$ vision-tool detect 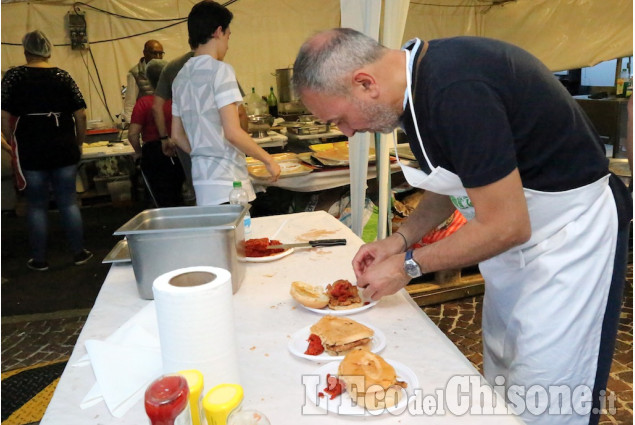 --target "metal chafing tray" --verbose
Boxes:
[113,205,247,299]
[102,239,131,263]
